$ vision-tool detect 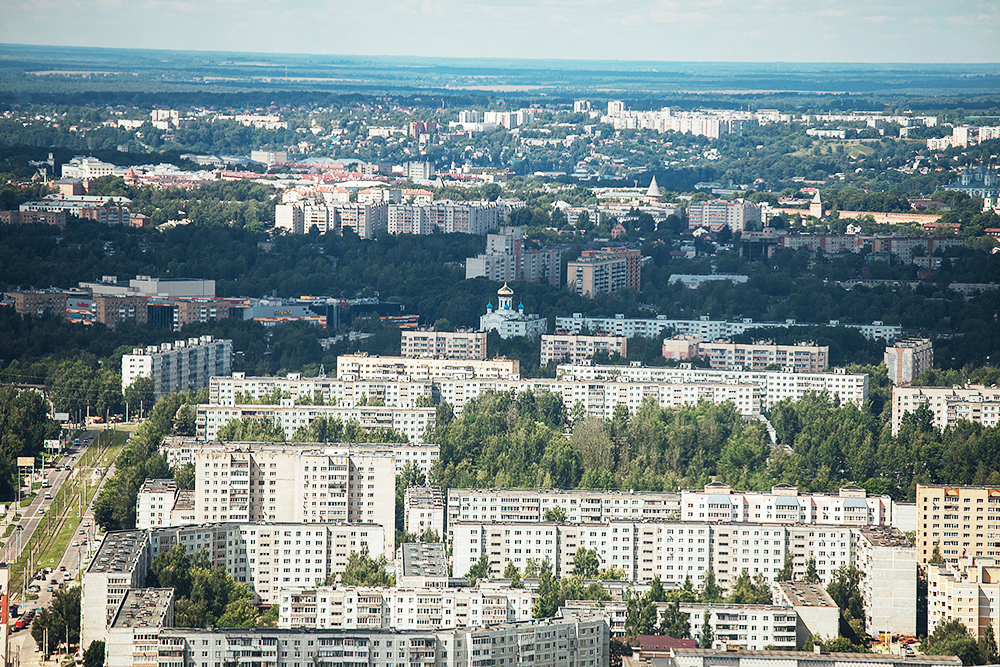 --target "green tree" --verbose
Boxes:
[340,546,395,587]
[466,554,491,586]
[217,596,259,628]
[32,585,81,654]
[726,569,772,605]
[827,564,867,642]
[921,619,982,666]
[173,404,196,436]
[776,553,794,582]
[150,544,193,598]
[699,570,724,603]
[83,641,105,667]
[804,557,821,583]
[173,462,195,490]
[700,609,714,648]
[658,600,690,639]
[543,506,567,522]
[572,547,600,579]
